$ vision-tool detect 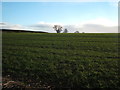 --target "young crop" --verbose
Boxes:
[2,32,119,88]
